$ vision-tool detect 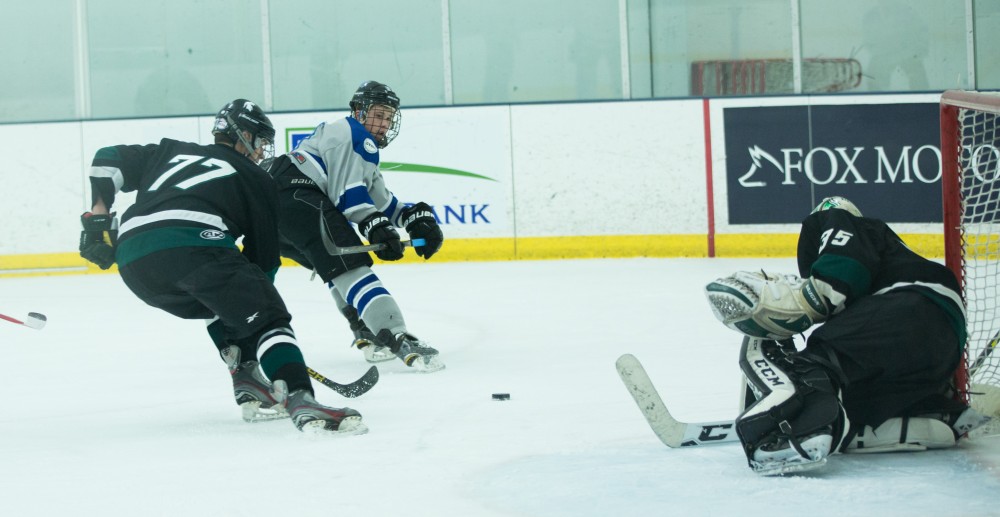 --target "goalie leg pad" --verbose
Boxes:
[845,417,956,453]
[736,337,849,472]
